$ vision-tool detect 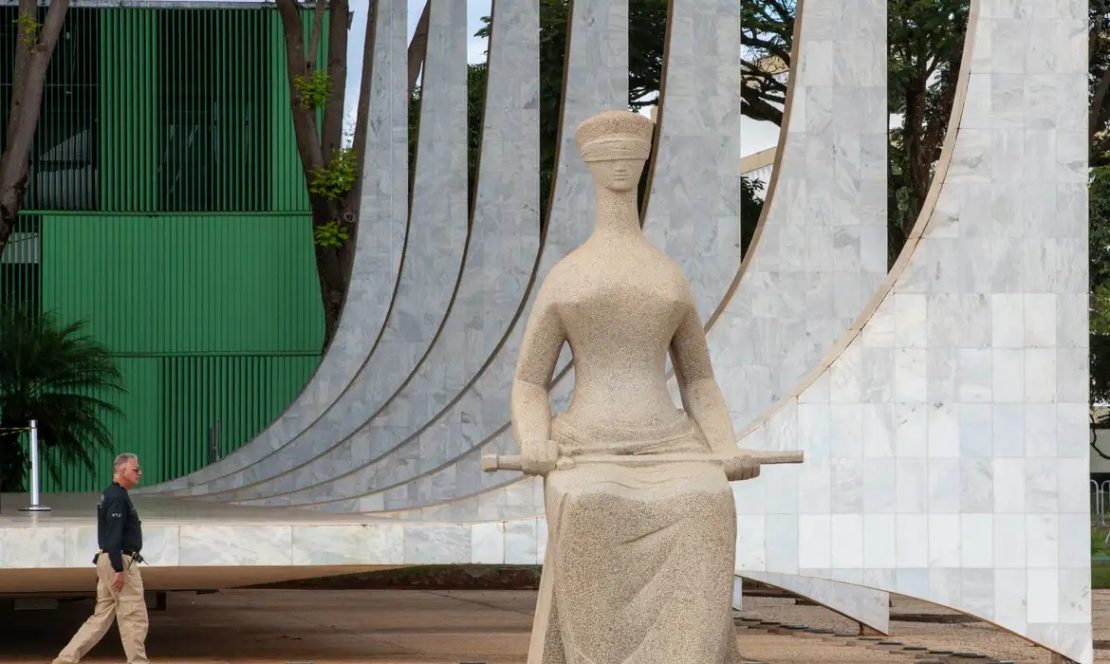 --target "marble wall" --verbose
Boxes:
[122,1,1092,661]
[224,0,629,514]
[729,1,1091,661]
